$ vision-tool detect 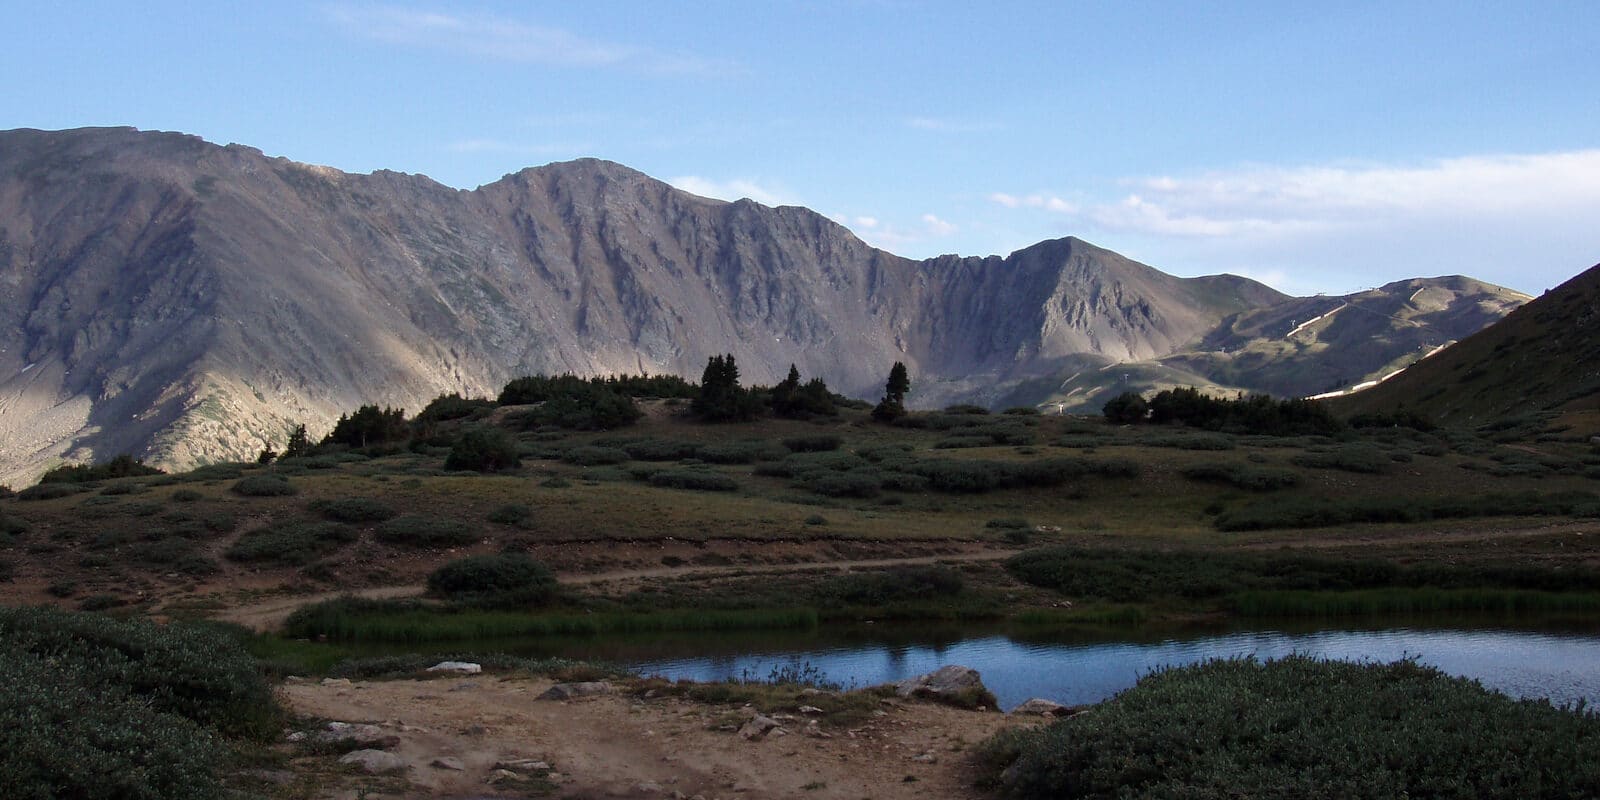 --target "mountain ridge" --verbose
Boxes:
[0,127,1527,485]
